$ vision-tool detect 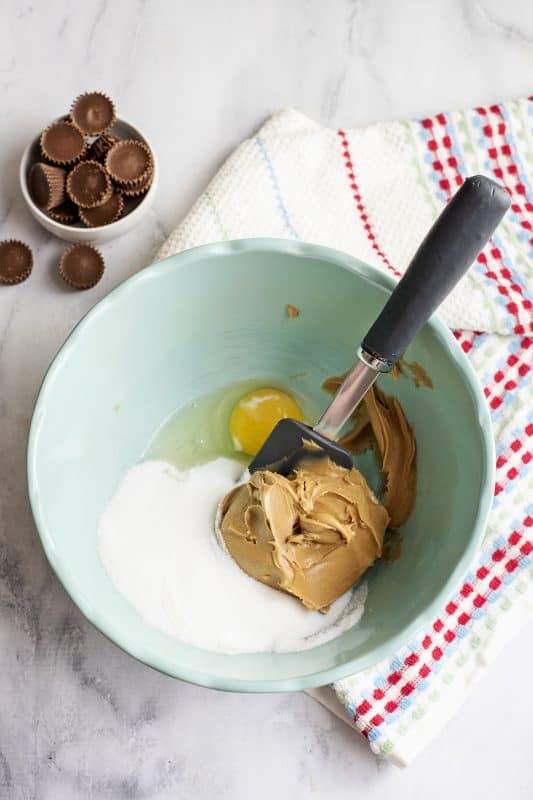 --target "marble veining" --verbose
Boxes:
[1,1,533,797]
